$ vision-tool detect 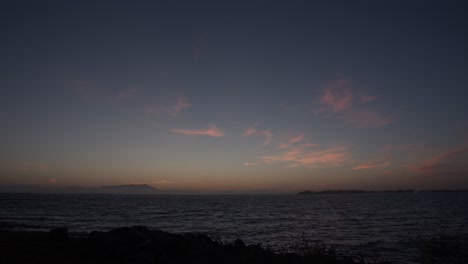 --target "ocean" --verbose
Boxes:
[1,192,467,263]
